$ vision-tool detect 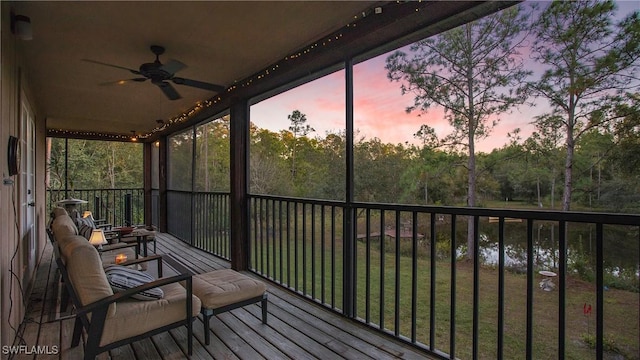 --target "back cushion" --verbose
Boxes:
[66,241,115,314]
[52,207,68,218]
[52,214,78,238]
[59,235,89,262]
